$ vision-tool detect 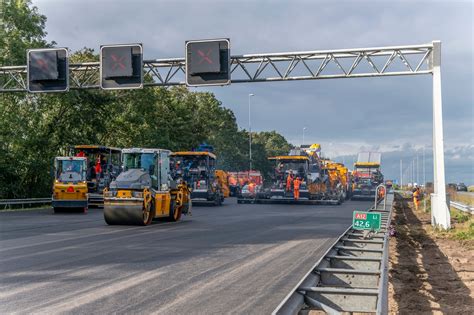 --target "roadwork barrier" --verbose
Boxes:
[273,192,394,315]
[0,198,51,210]
[450,201,474,215]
